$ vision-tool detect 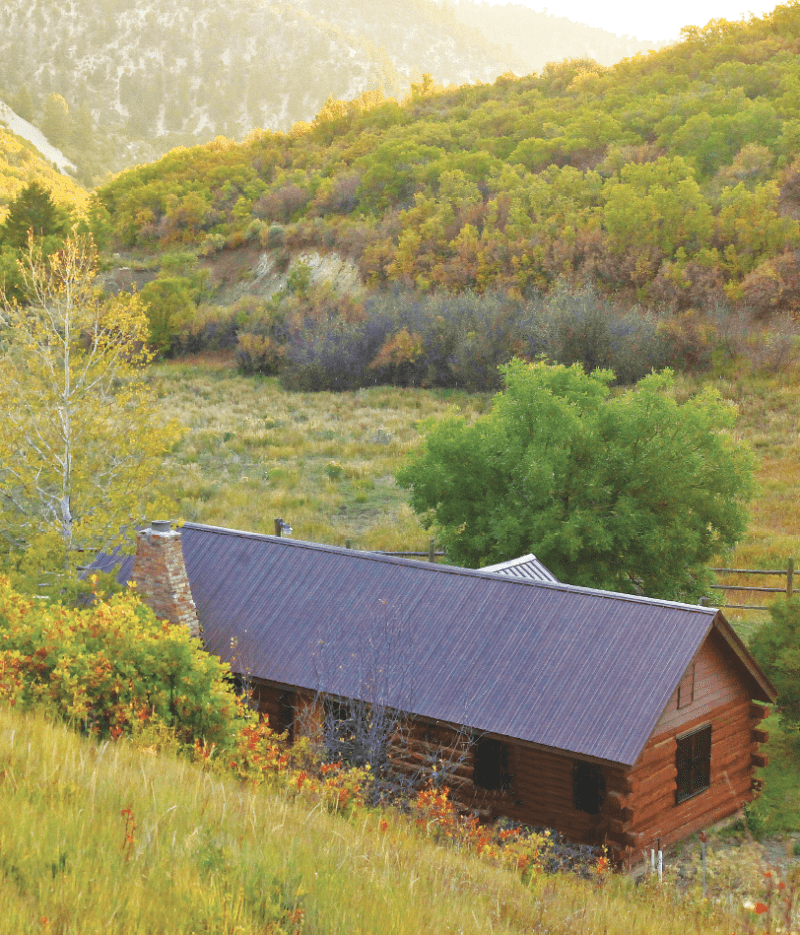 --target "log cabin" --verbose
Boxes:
[99,520,776,866]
